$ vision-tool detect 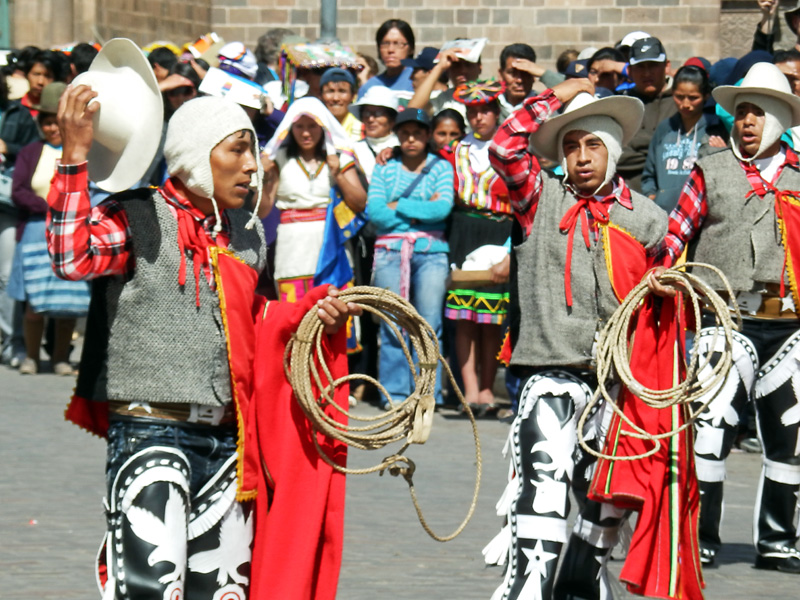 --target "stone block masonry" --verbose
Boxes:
[17,0,728,75]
